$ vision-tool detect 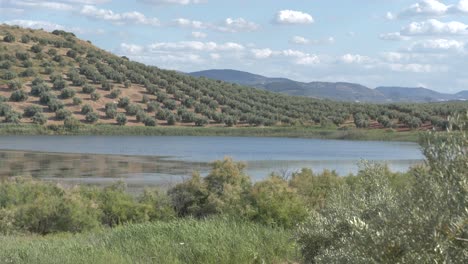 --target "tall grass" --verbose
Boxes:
[0,217,298,264]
